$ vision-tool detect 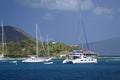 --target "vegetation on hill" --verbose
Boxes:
[0,39,81,58]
